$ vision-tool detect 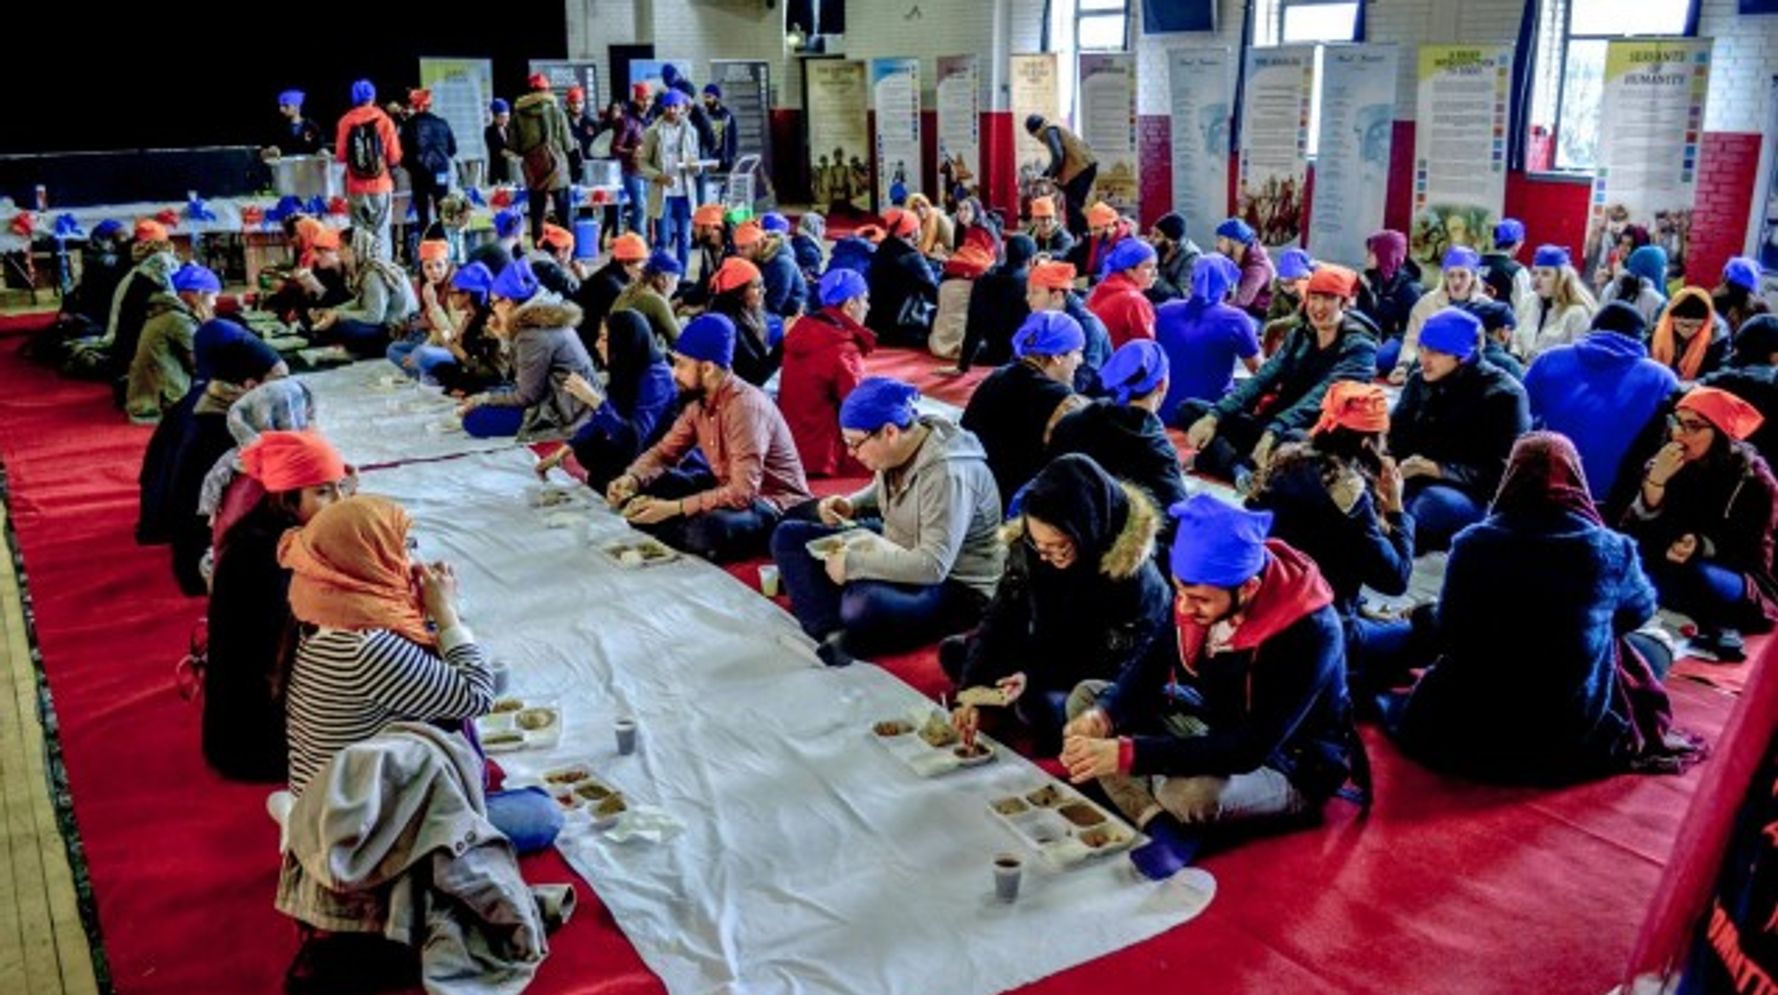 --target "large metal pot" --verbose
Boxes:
[457,158,486,191]
[269,155,341,199]
[583,158,622,190]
